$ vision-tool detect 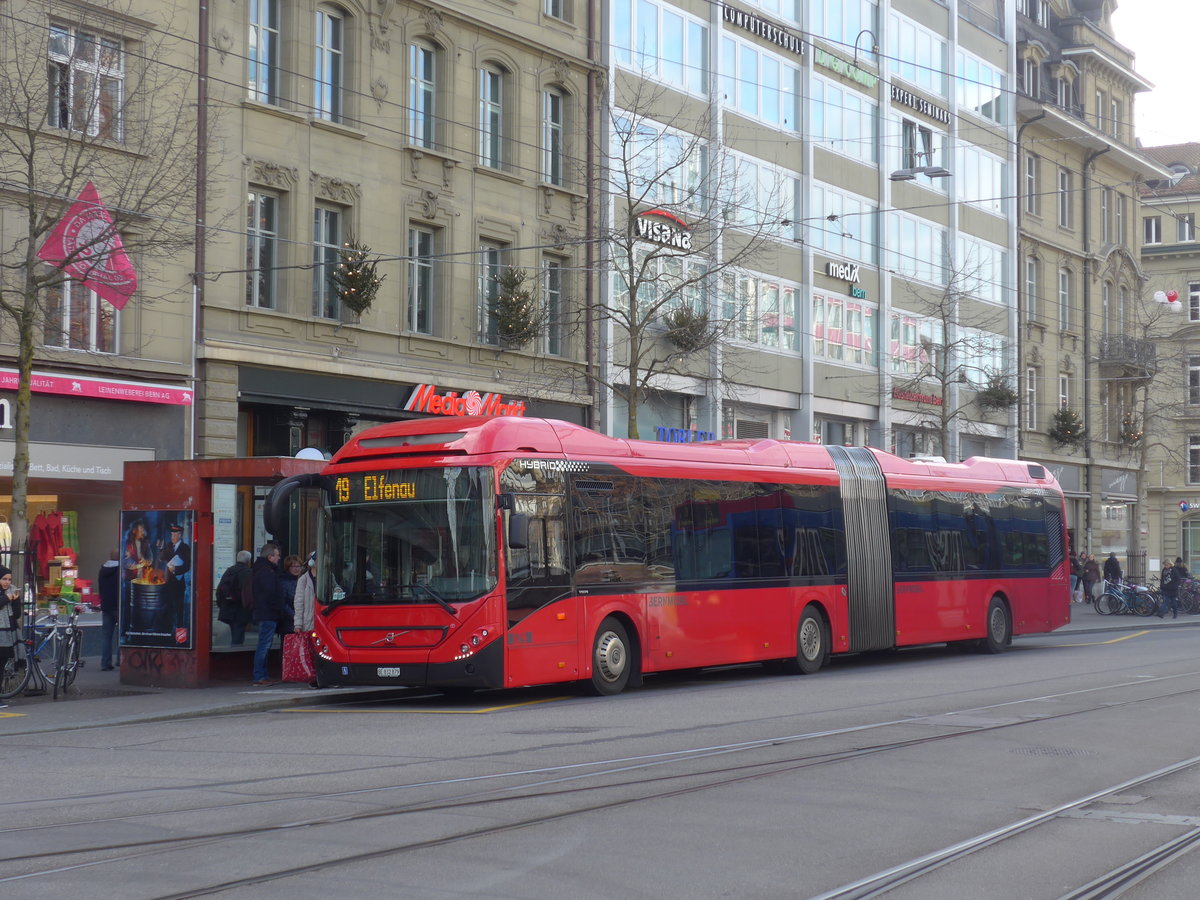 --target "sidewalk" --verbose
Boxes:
[2,603,1195,736]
